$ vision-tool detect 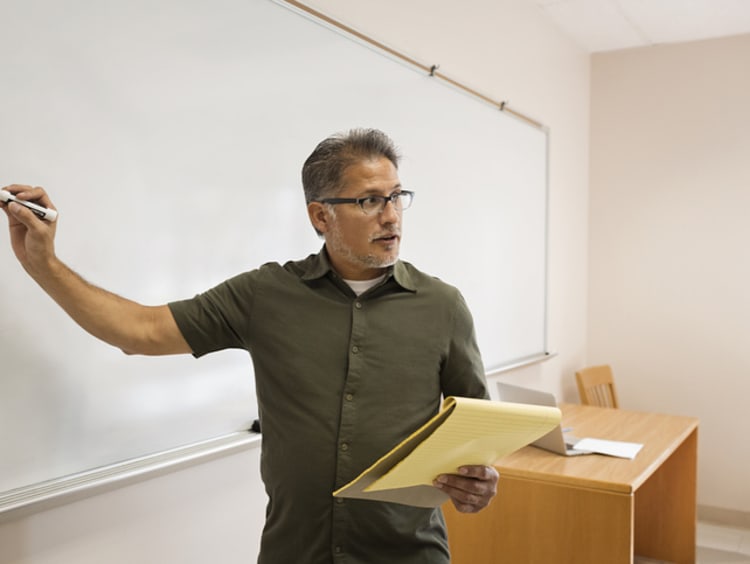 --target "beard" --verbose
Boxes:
[327,222,400,273]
